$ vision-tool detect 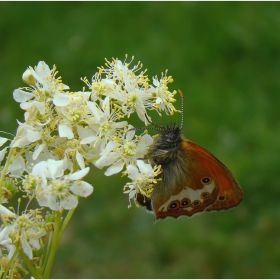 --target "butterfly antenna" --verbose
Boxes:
[178,89,184,130]
[129,113,163,132]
